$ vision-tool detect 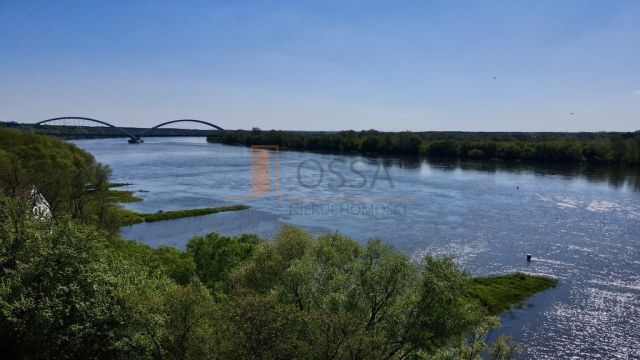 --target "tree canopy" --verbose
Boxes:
[208,129,640,165]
